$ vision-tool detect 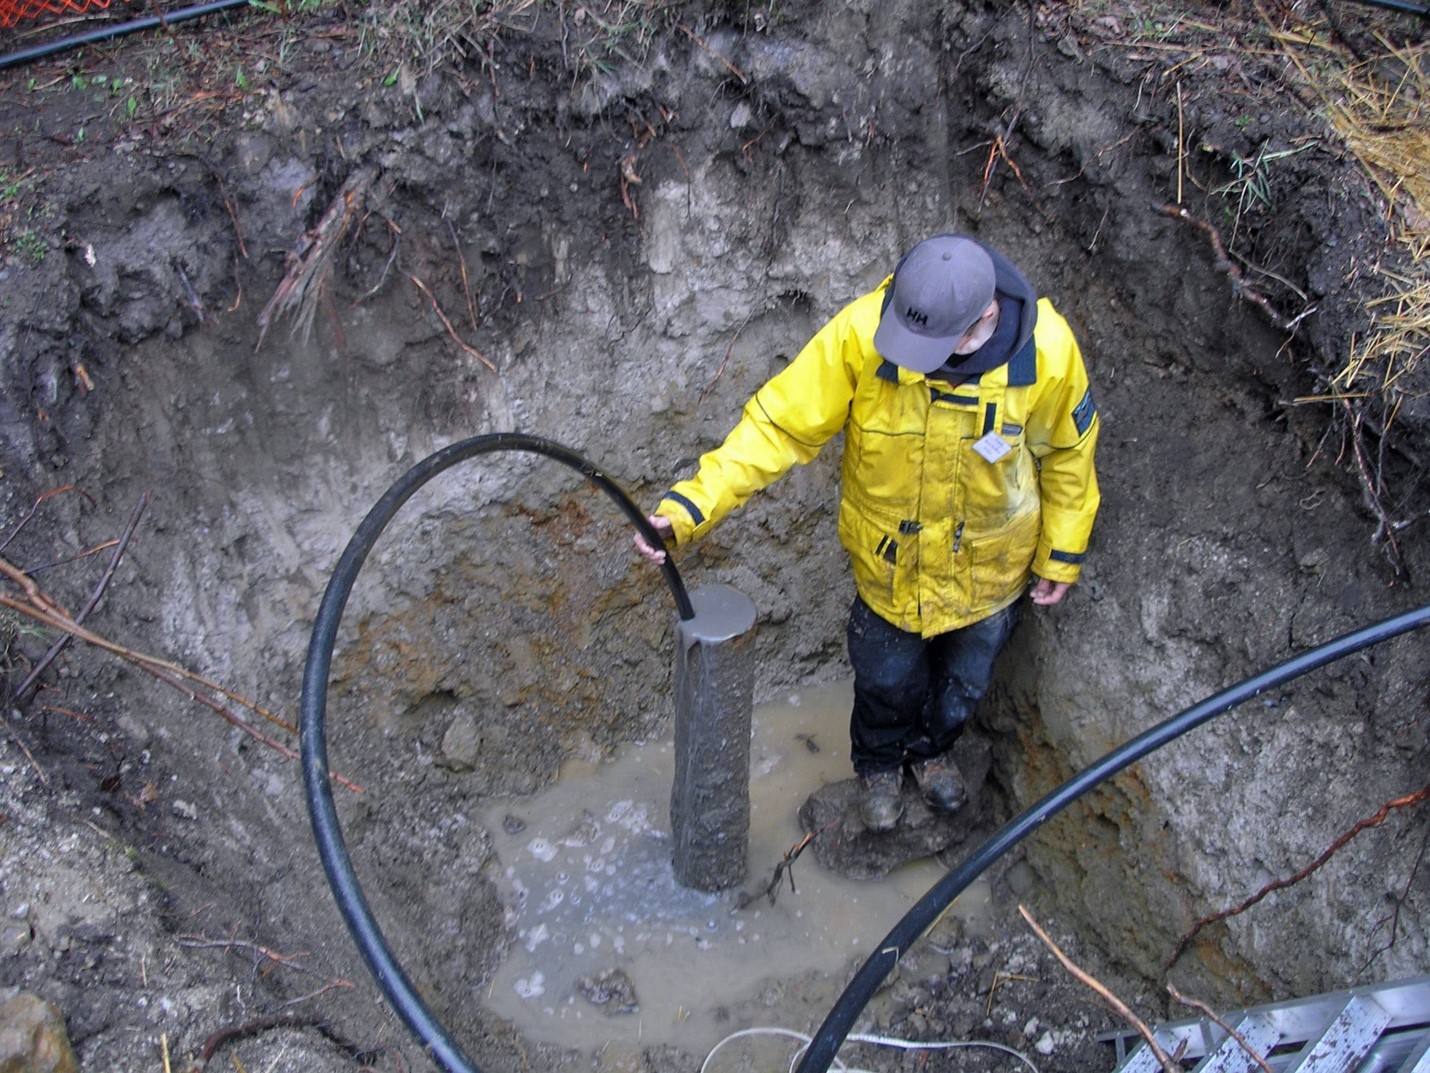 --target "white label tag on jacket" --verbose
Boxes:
[973,431,1012,463]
